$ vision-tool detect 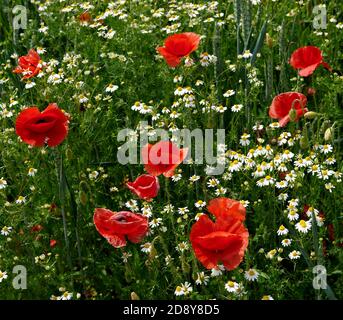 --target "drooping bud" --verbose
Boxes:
[324,127,333,141]
[304,111,319,119]
[265,33,273,48]
[130,292,140,300]
[300,126,309,149]
[79,191,87,206]
[288,108,297,122]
